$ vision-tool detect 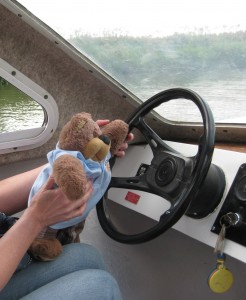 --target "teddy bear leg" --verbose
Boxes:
[28,227,63,261]
[29,238,63,261]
